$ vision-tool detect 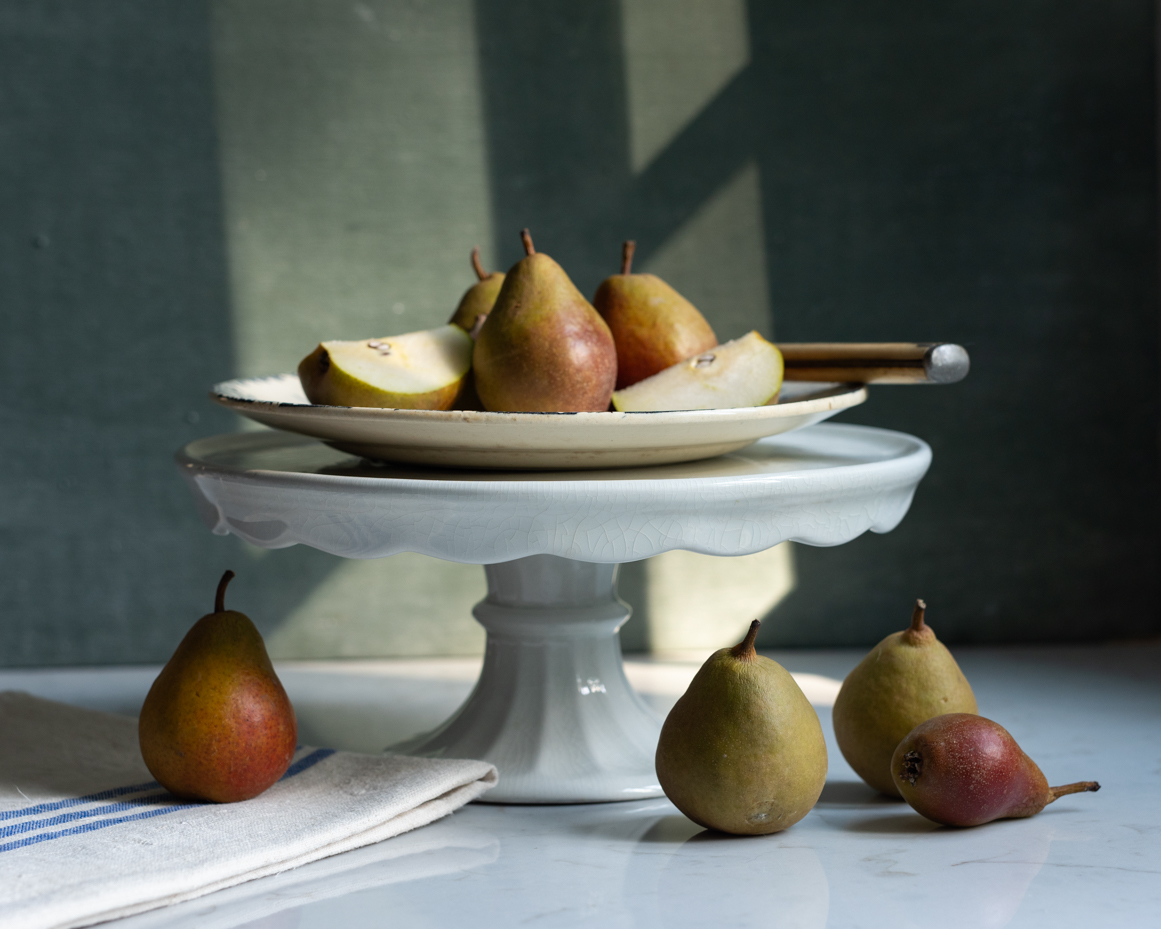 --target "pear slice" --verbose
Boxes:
[298,324,473,409]
[611,330,783,412]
